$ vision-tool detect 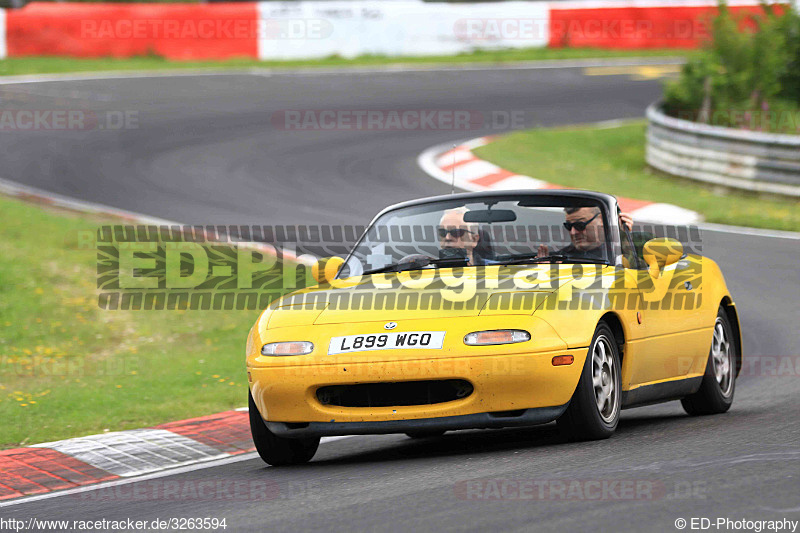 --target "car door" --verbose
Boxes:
[631,231,707,384]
